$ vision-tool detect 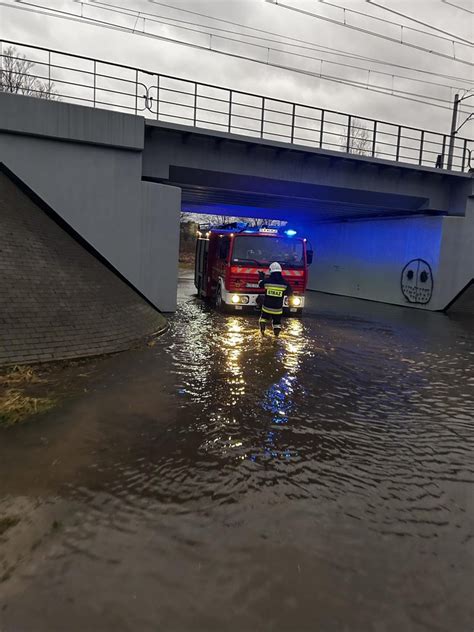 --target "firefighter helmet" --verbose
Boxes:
[269,262,282,273]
